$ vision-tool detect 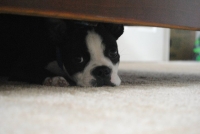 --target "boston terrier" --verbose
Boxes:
[0,14,124,87]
